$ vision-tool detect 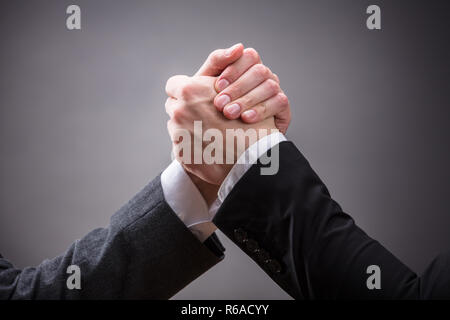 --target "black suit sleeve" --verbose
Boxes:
[0,175,223,299]
[213,141,450,299]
